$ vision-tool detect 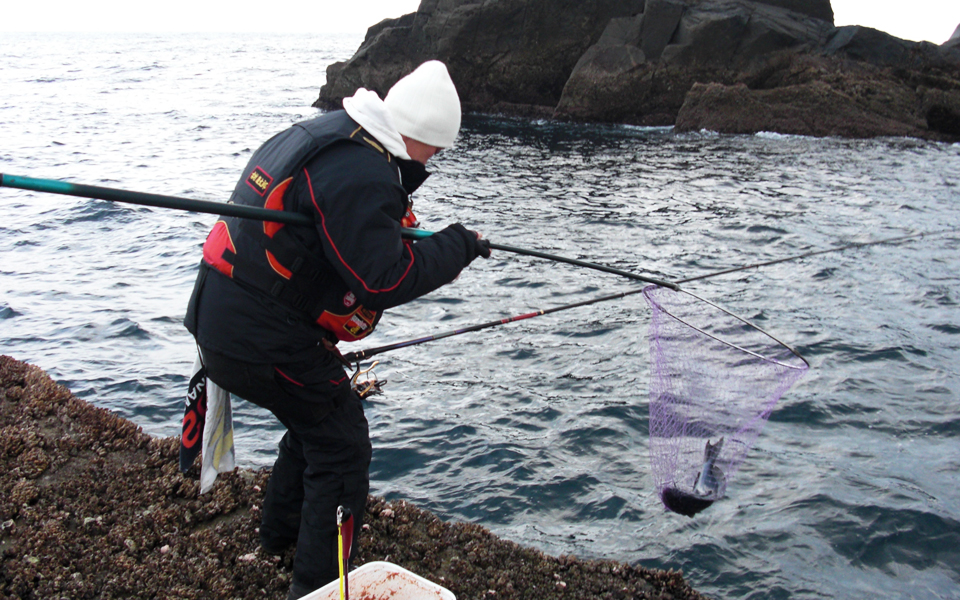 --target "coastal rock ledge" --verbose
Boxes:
[315,0,960,141]
[0,355,709,600]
